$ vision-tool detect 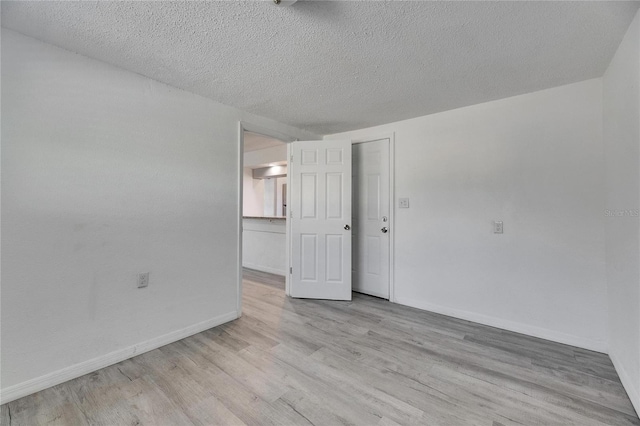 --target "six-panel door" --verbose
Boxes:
[290,140,352,300]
